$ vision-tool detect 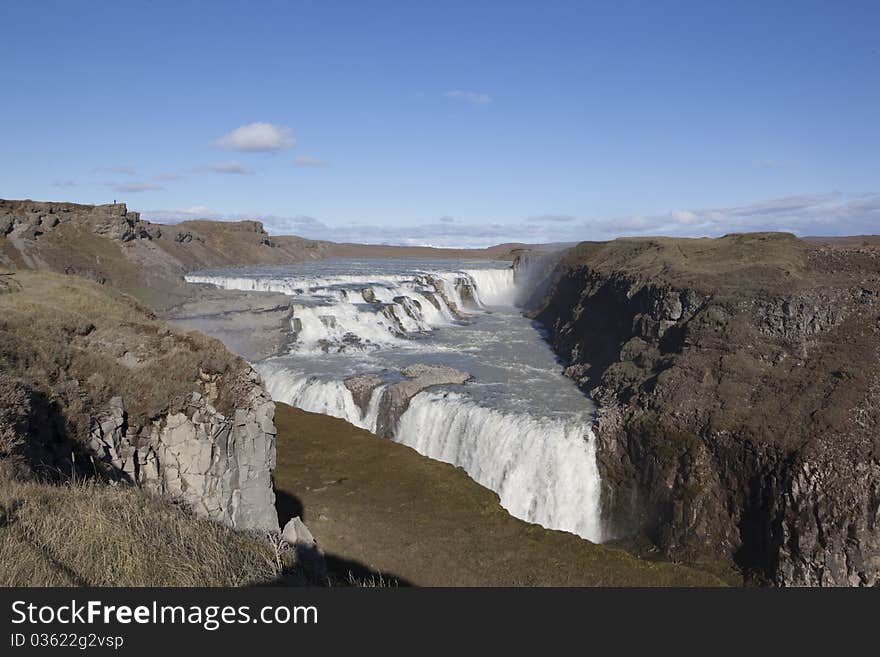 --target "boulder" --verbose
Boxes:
[344,374,384,416]
[375,364,471,437]
[282,516,326,581]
